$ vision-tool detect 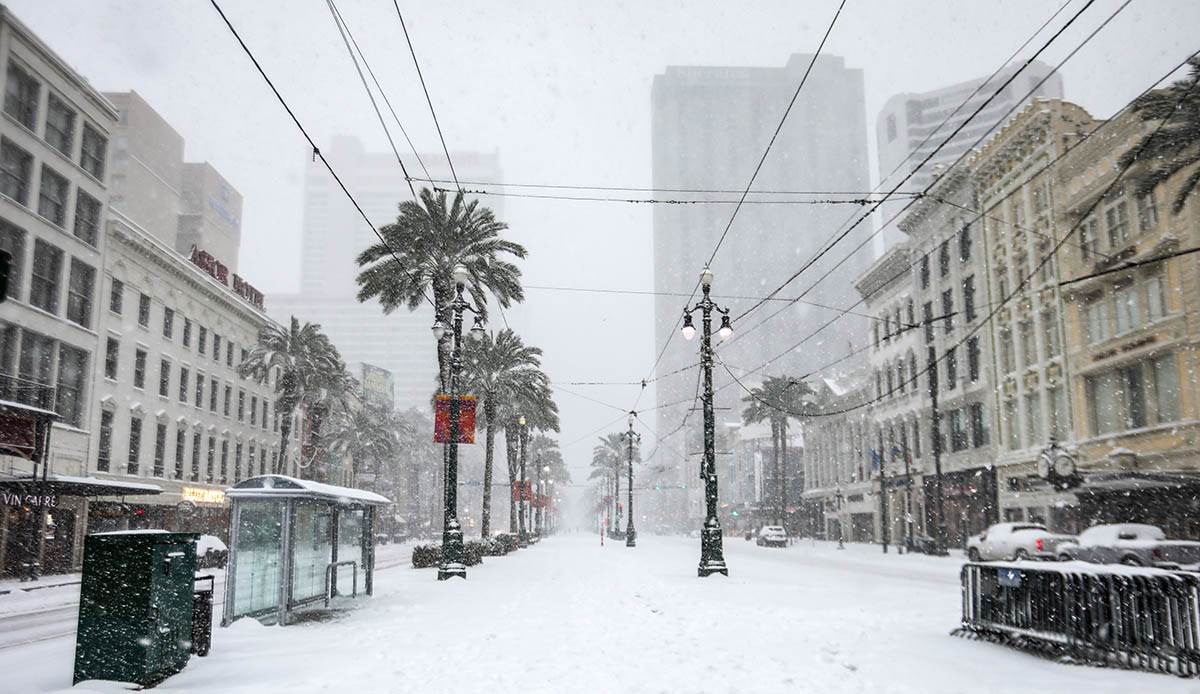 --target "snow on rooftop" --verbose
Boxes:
[227,474,390,505]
